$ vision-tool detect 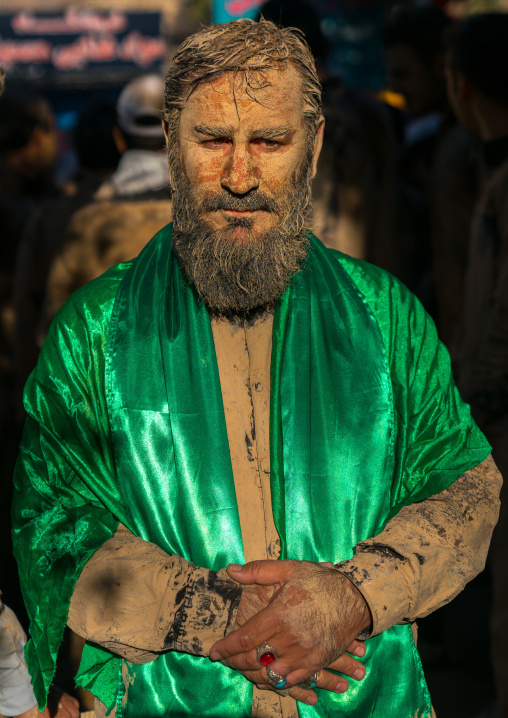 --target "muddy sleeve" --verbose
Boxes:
[67,524,242,664]
[336,455,502,636]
